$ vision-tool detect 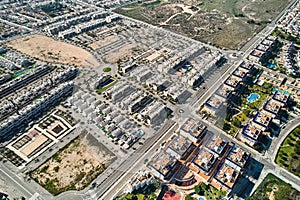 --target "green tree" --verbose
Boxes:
[194,185,201,195]
[185,194,193,200]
